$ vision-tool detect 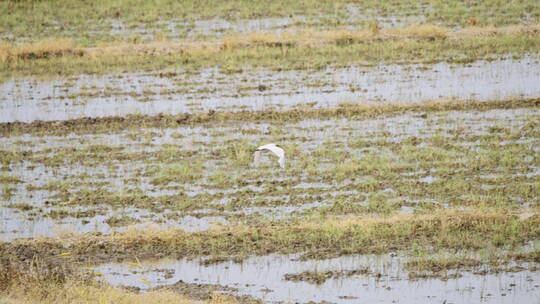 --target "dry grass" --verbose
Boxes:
[314,29,373,44]
[452,24,540,39]
[1,24,538,63]
[2,286,192,304]
[223,31,297,48]
[0,39,82,62]
[2,207,538,264]
[2,286,238,304]
[0,258,237,304]
[394,24,449,39]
